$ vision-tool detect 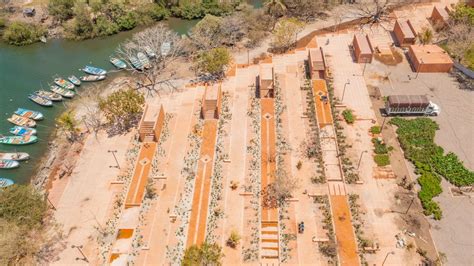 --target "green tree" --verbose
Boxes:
[195,47,232,79]
[98,89,145,131]
[56,110,80,142]
[419,28,433,45]
[270,18,304,52]
[68,1,94,39]
[117,11,138,30]
[226,230,241,248]
[48,0,75,22]
[2,22,46,46]
[182,242,224,266]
